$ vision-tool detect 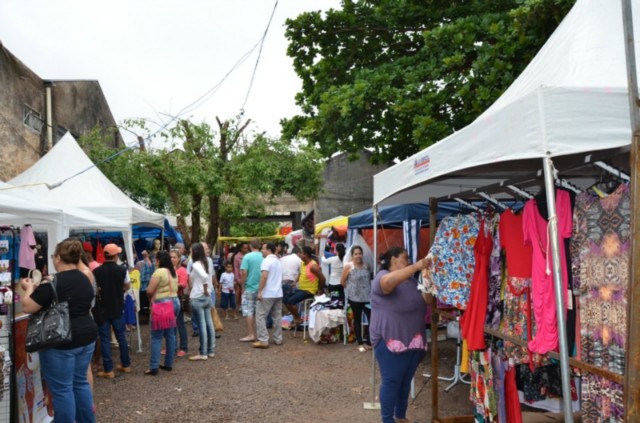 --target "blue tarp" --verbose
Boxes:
[347,202,470,229]
[74,218,184,244]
